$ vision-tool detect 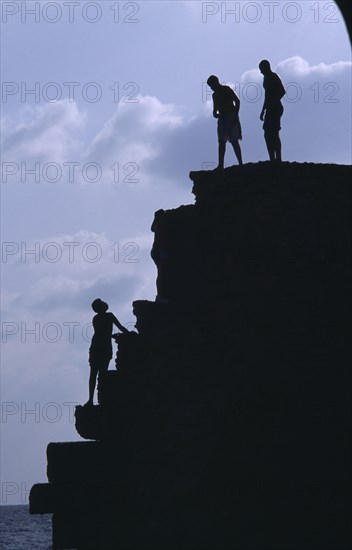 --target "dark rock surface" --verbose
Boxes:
[30,163,352,549]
